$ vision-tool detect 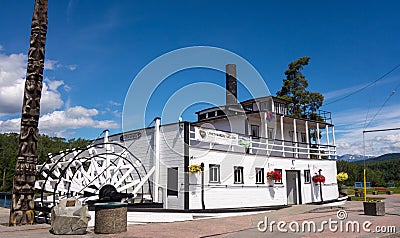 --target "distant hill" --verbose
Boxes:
[353,153,400,164]
[337,154,373,162]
